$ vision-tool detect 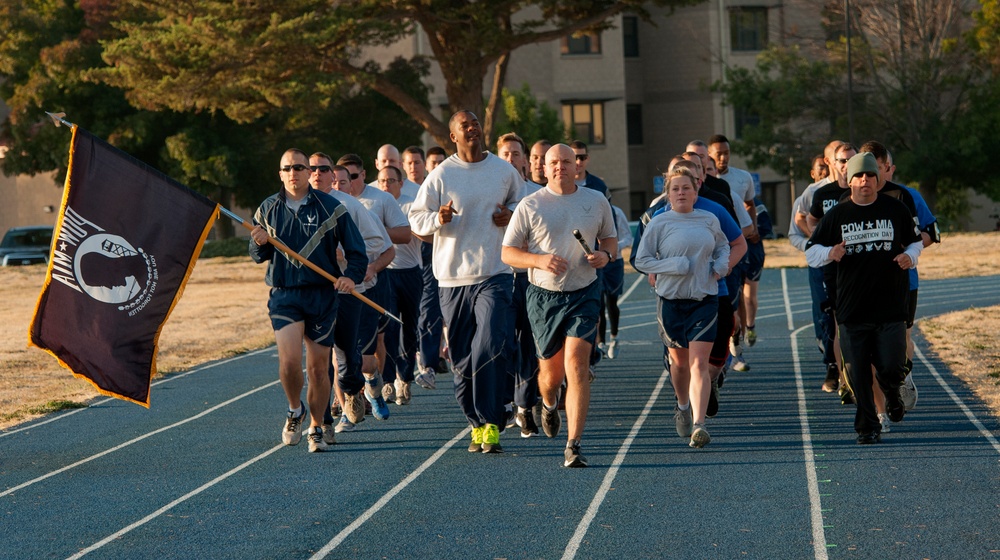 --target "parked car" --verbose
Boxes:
[0,225,54,266]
